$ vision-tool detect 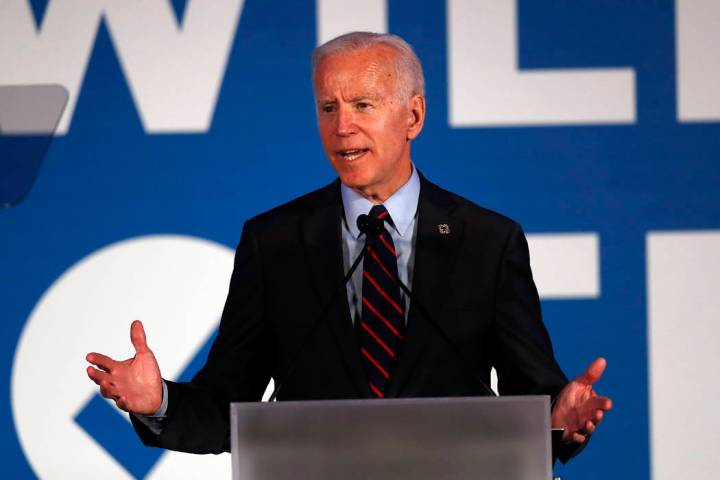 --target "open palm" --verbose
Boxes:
[552,357,612,443]
[86,320,163,415]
